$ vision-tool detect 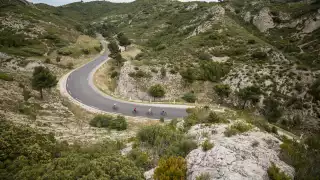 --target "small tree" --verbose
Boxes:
[148,84,165,100]
[31,66,57,99]
[237,86,261,109]
[154,156,187,180]
[118,34,131,50]
[108,41,120,56]
[114,53,123,66]
[214,84,231,103]
[262,97,283,123]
